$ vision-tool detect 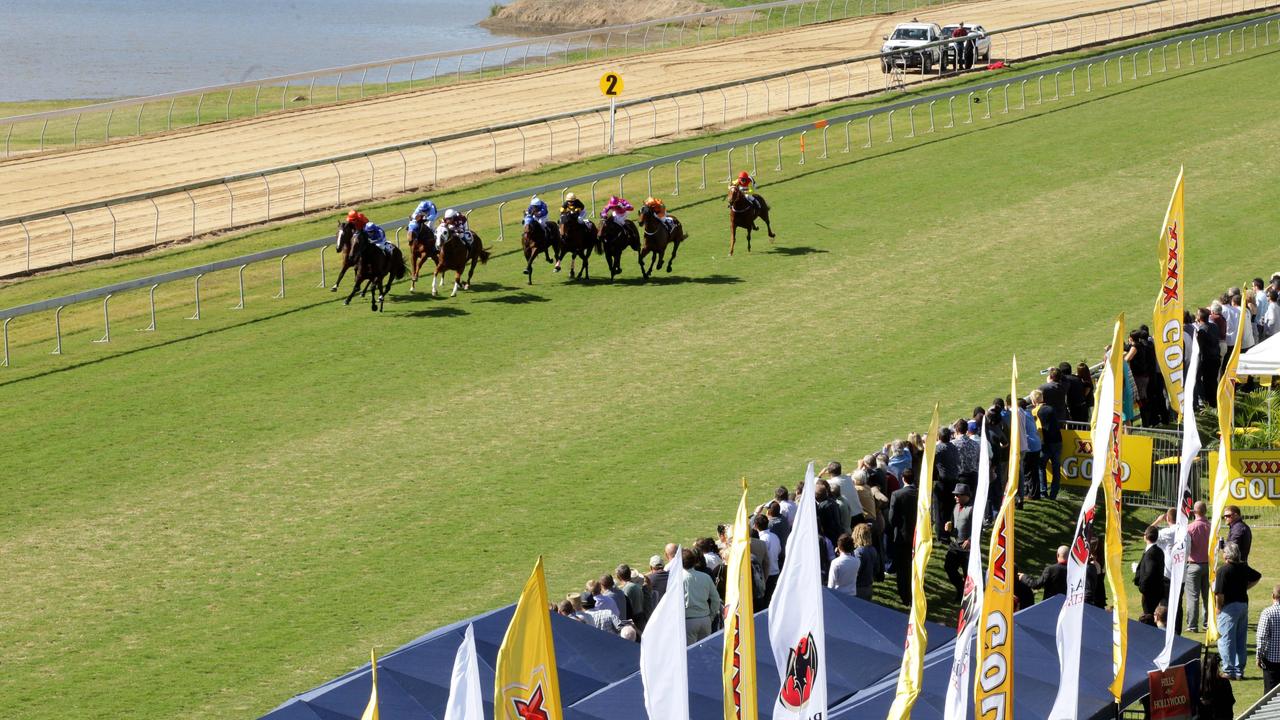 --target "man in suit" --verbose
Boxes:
[1022,545,1069,602]
[888,468,919,606]
[1135,526,1169,617]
